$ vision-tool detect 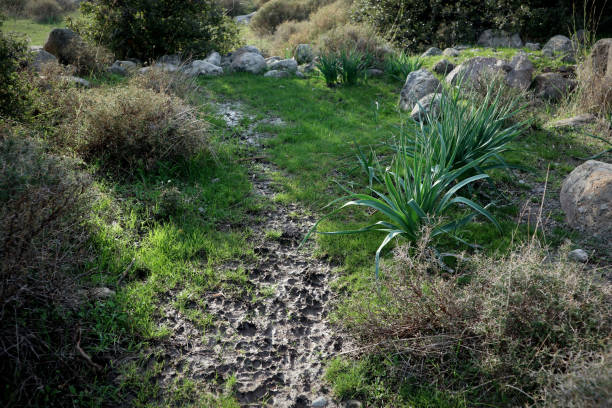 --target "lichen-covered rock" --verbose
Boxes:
[182,60,223,77]
[477,29,523,48]
[264,70,290,78]
[504,53,534,90]
[294,44,314,64]
[442,47,460,57]
[542,35,574,57]
[399,69,440,111]
[43,28,82,65]
[421,47,442,57]
[525,42,541,51]
[29,47,58,72]
[230,52,266,74]
[410,93,441,121]
[269,58,298,73]
[589,38,612,78]
[560,160,612,238]
[445,57,502,85]
[205,51,221,67]
[532,73,576,101]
